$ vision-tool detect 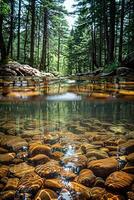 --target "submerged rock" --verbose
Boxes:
[87,157,118,178]
[29,154,50,165]
[44,178,64,189]
[0,165,9,178]
[105,171,134,190]
[68,182,91,199]
[29,143,51,157]
[18,172,43,193]
[0,190,16,200]
[35,189,58,200]
[75,169,96,187]
[4,178,19,190]
[35,160,62,178]
[119,141,134,155]
[9,162,34,178]
[0,153,16,164]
